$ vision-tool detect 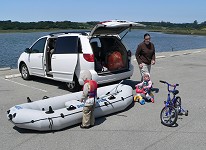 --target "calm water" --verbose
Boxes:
[0,30,206,68]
